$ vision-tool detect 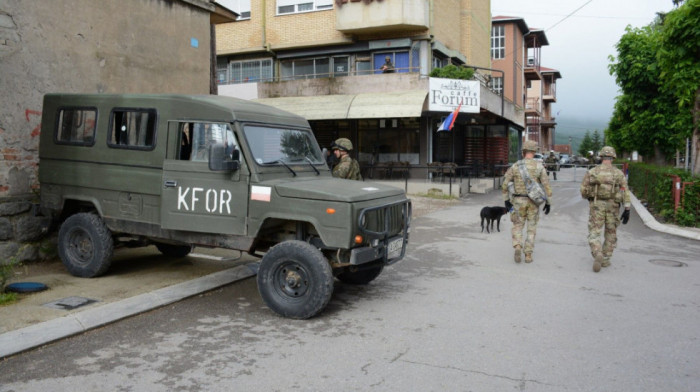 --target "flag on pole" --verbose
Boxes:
[437,104,461,132]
